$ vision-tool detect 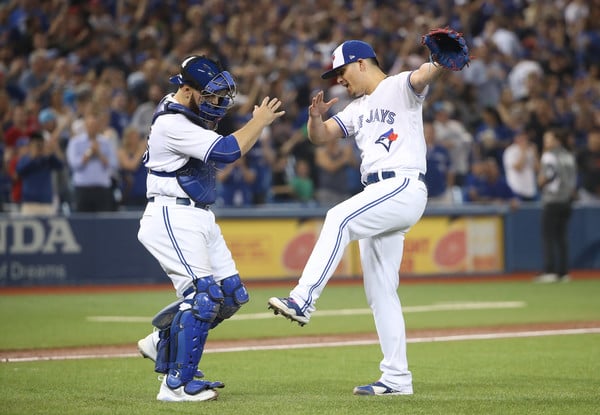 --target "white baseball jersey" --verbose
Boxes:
[331,72,428,181]
[144,94,223,199]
